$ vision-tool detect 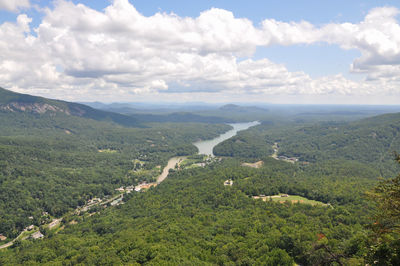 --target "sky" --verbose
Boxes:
[1,0,400,104]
